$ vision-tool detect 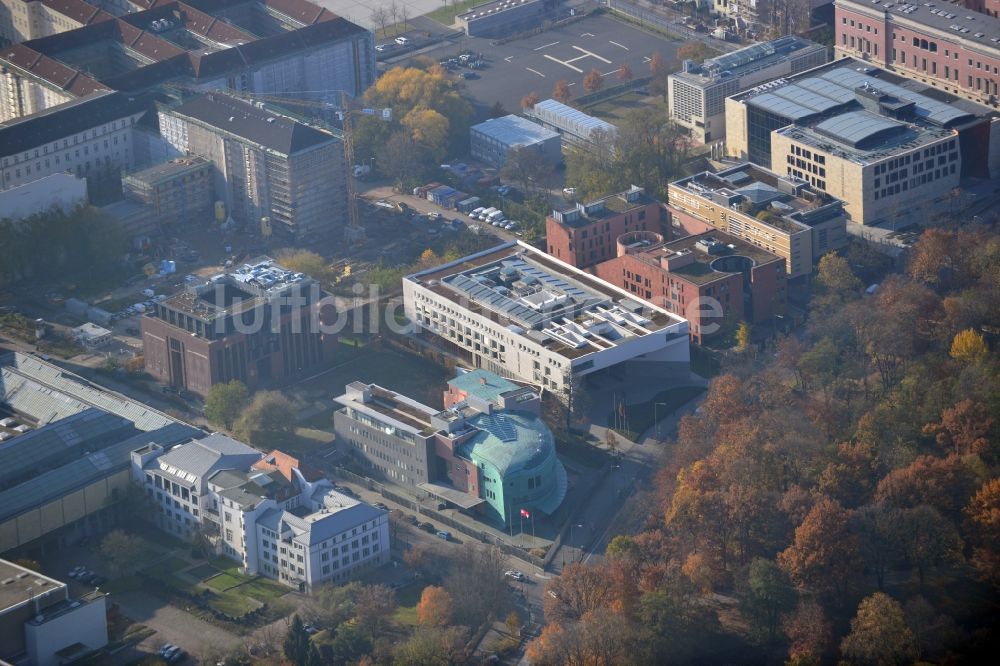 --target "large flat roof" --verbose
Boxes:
[733,57,992,161]
[0,559,65,615]
[671,162,844,232]
[471,114,559,147]
[838,0,1000,49]
[406,242,685,360]
[673,35,825,86]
